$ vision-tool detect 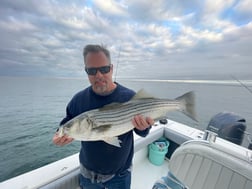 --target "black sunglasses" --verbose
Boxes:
[85,65,111,75]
